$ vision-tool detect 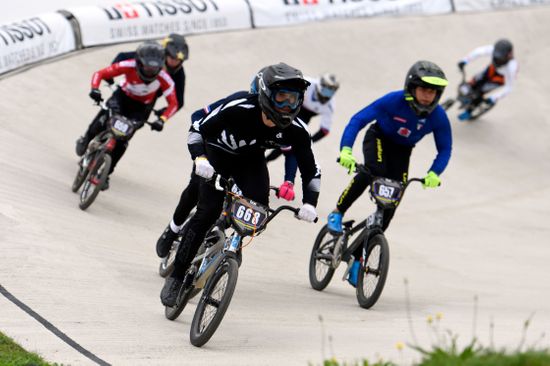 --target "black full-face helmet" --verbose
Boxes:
[135,41,165,83]
[404,60,448,117]
[162,33,189,72]
[492,39,513,67]
[258,62,311,128]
